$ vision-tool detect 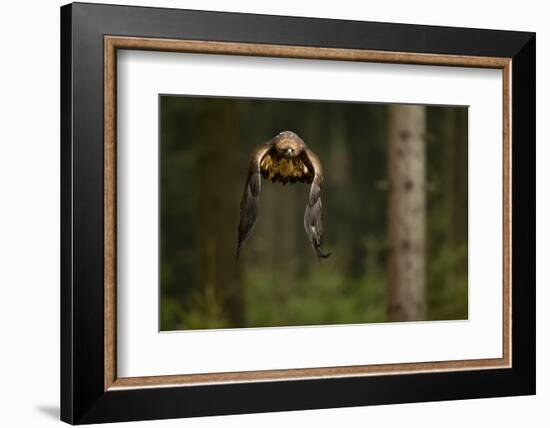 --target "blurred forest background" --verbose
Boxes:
[160,95,468,331]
